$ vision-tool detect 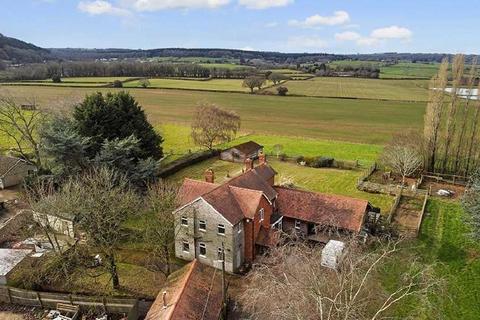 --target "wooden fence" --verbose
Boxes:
[0,286,151,320]
[416,186,431,236]
[387,189,403,224]
[423,172,469,186]
[356,162,377,186]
